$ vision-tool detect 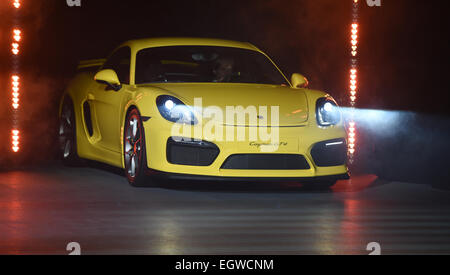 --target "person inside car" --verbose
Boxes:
[212,57,235,82]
